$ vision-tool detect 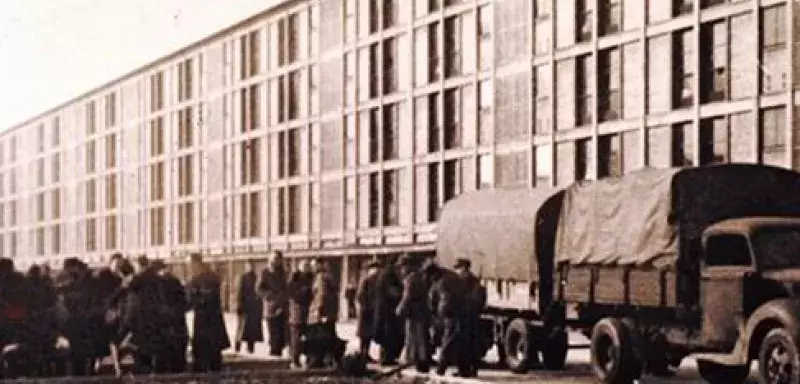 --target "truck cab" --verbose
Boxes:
[696,217,800,382]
